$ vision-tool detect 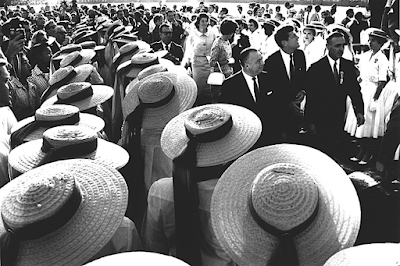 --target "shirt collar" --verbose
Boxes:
[195,28,209,37]
[279,49,291,61]
[327,55,340,70]
[242,70,256,82]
